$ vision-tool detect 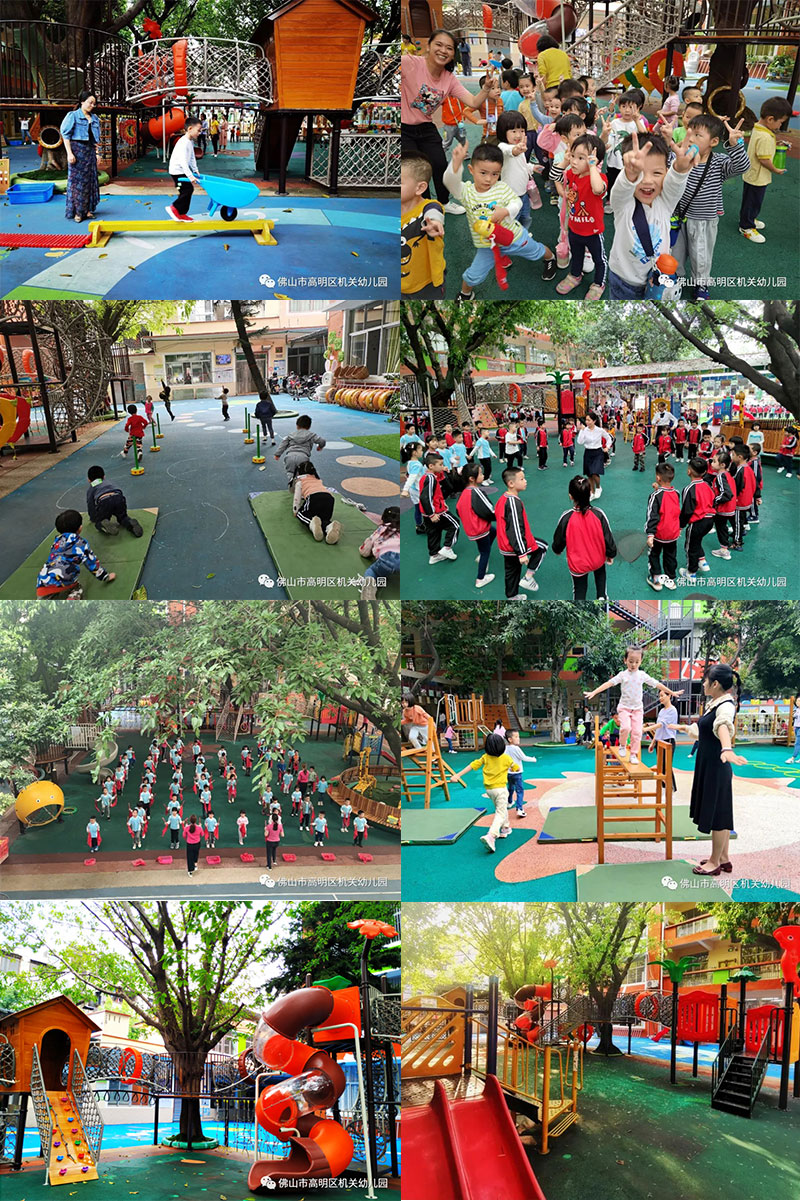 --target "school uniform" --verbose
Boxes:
[420,470,459,557]
[686,426,701,456]
[656,432,674,464]
[632,431,647,471]
[552,506,616,600]
[680,478,715,572]
[645,486,681,582]
[674,425,688,460]
[495,493,547,598]
[456,485,497,581]
[777,431,797,475]
[732,461,756,547]
[535,425,549,469]
[708,468,736,548]
[559,425,575,466]
[748,455,763,522]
